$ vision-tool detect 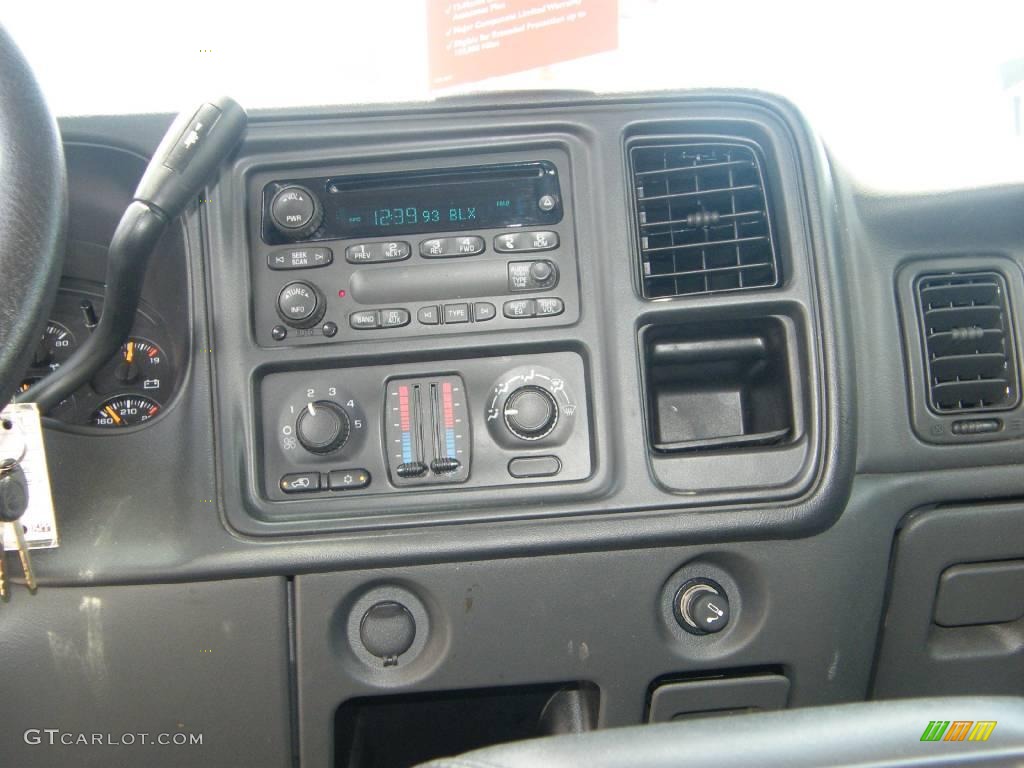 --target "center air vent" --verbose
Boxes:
[916,271,1020,413]
[630,142,778,299]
